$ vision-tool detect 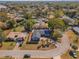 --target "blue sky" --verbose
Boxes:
[0,0,79,1]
